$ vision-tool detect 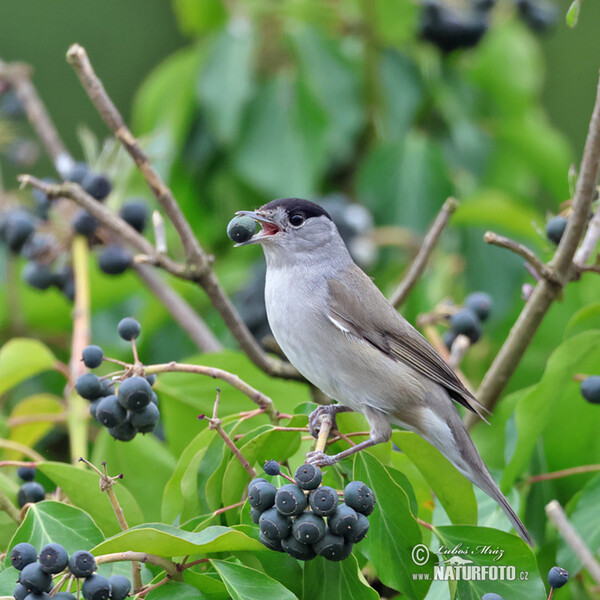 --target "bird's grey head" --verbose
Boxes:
[235,198,352,269]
